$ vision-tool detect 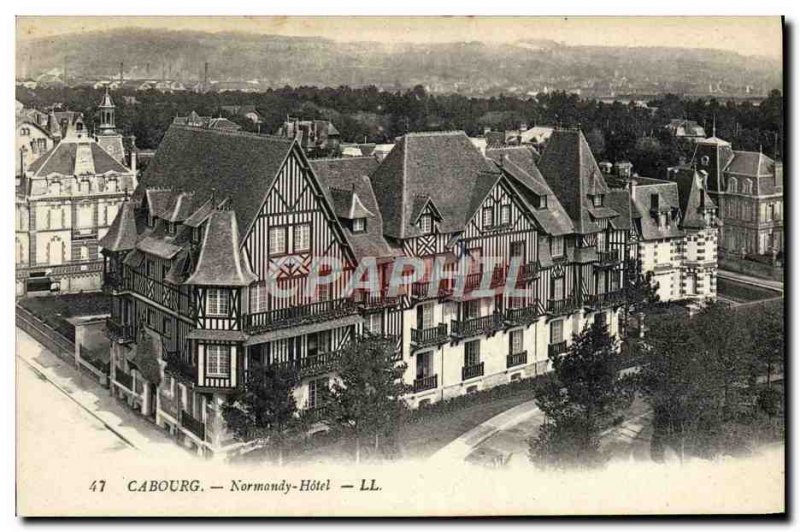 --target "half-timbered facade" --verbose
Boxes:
[102,125,637,456]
